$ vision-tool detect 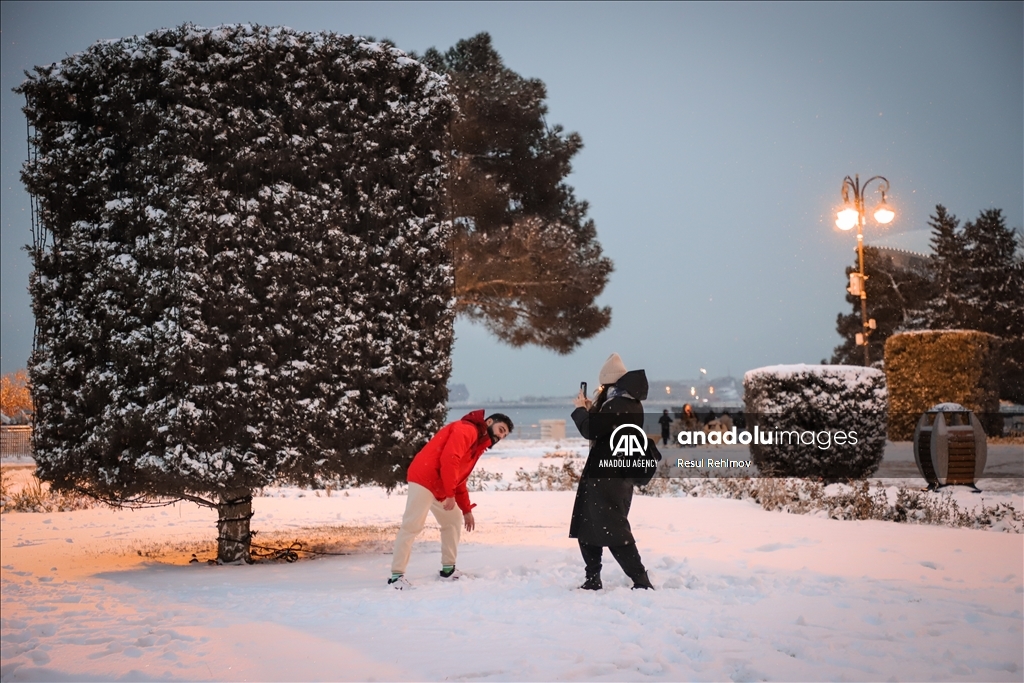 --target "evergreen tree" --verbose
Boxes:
[960,210,1021,329]
[420,34,613,353]
[19,25,456,562]
[915,205,967,329]
[831,246,934,366]
[957,209,1024,401]
[908,206,1023,402]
